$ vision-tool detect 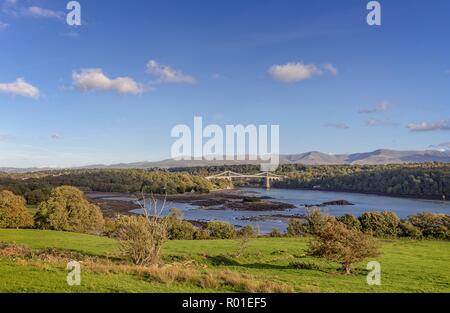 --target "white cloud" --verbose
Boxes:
[408,120,450,132]
[269,62,322,82]
[23,6,64,20]
[0,78,40,98]
[365,119,398,127]
[359,101,395,114]
[268,62,338,83]
[323,63,338,76]
[146,60,196,84]
[0,21,8,30]
[323,122,349,129]
[72,69,143,95]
